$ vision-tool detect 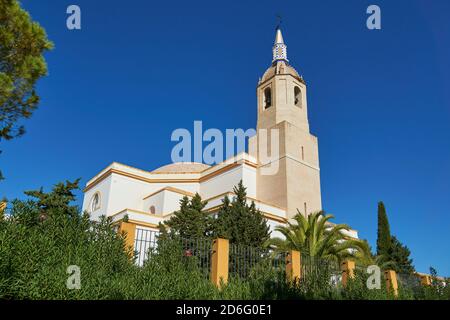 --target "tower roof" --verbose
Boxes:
[274,27,284,45]
[259,27,304,84]
[272,27,288,62]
